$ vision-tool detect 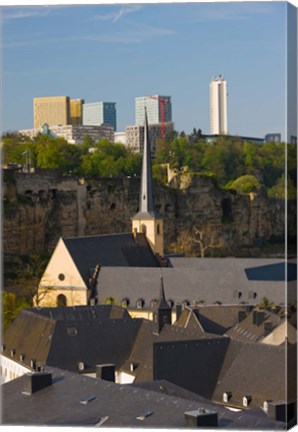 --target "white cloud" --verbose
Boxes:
[91,5,142,23]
